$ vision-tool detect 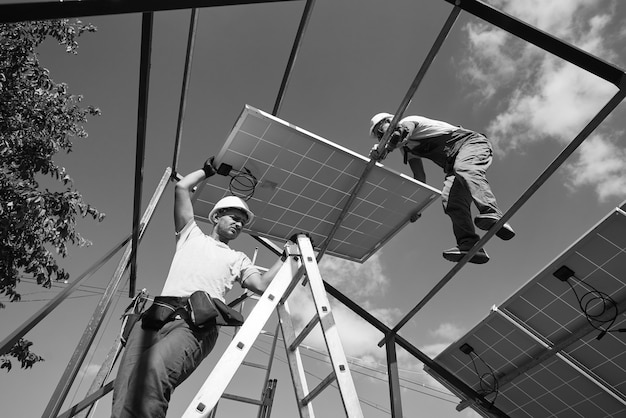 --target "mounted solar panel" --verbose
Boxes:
[425,202,626,417]
[192,105,440,263]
